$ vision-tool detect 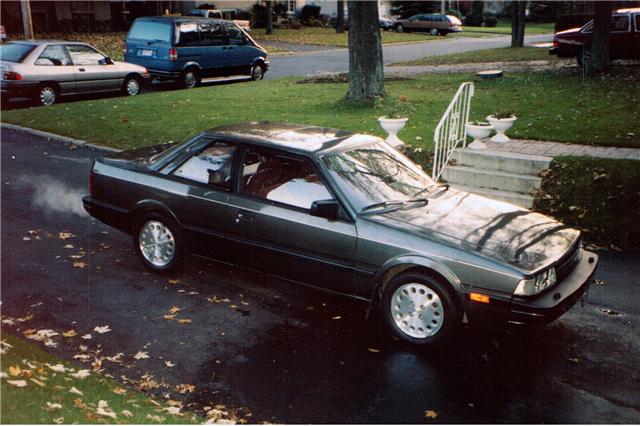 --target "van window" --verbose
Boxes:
[128,20,172,42]
[611,15,629,32]
[199,23,228,45]
[178,23,200,46]
[226,24,244,44]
